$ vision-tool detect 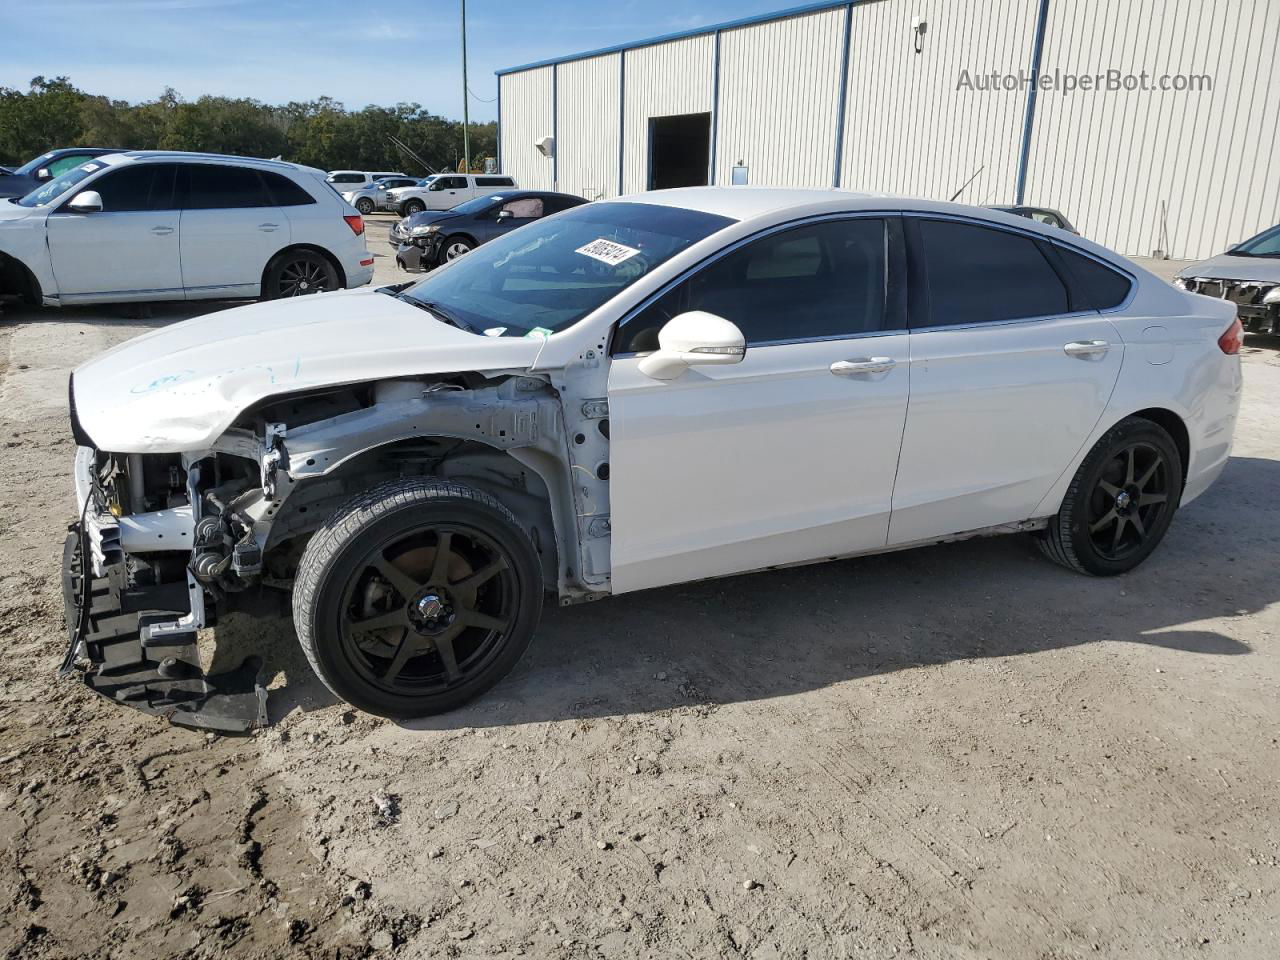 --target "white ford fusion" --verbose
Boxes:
[62,188,1242,729]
